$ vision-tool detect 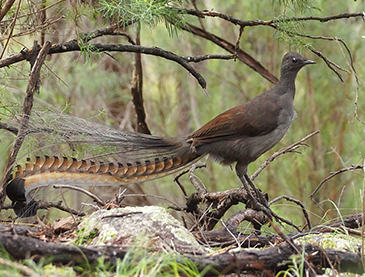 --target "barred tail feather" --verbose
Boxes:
[5,112,204,217]
[6,152,202,216]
